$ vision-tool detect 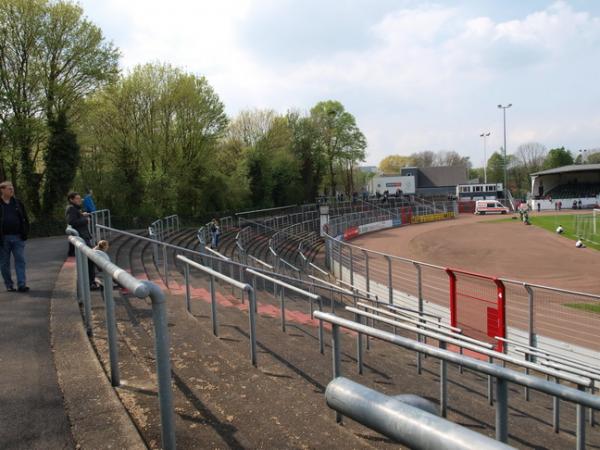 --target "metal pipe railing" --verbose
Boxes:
[326,377,514,450]
[246,268,324,354]
[176,255,257,366]
[315,311,599,448]
[66,231,175,450]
